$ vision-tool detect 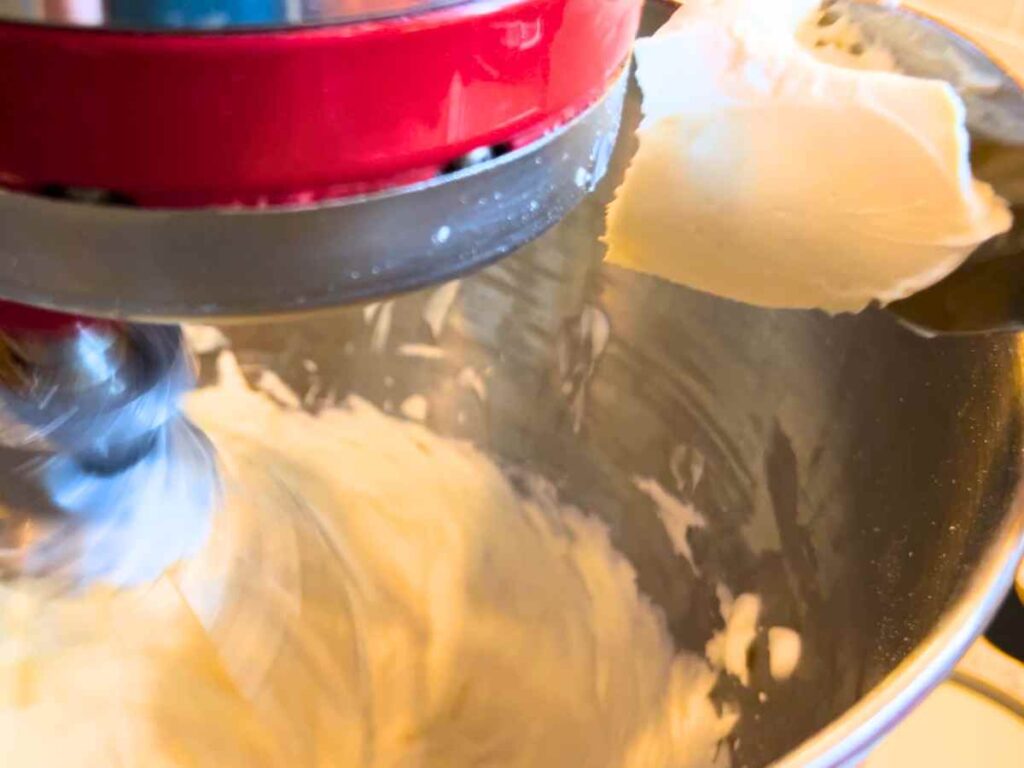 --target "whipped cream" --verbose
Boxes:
[605,0,1012,313]
[0,350,739,767]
